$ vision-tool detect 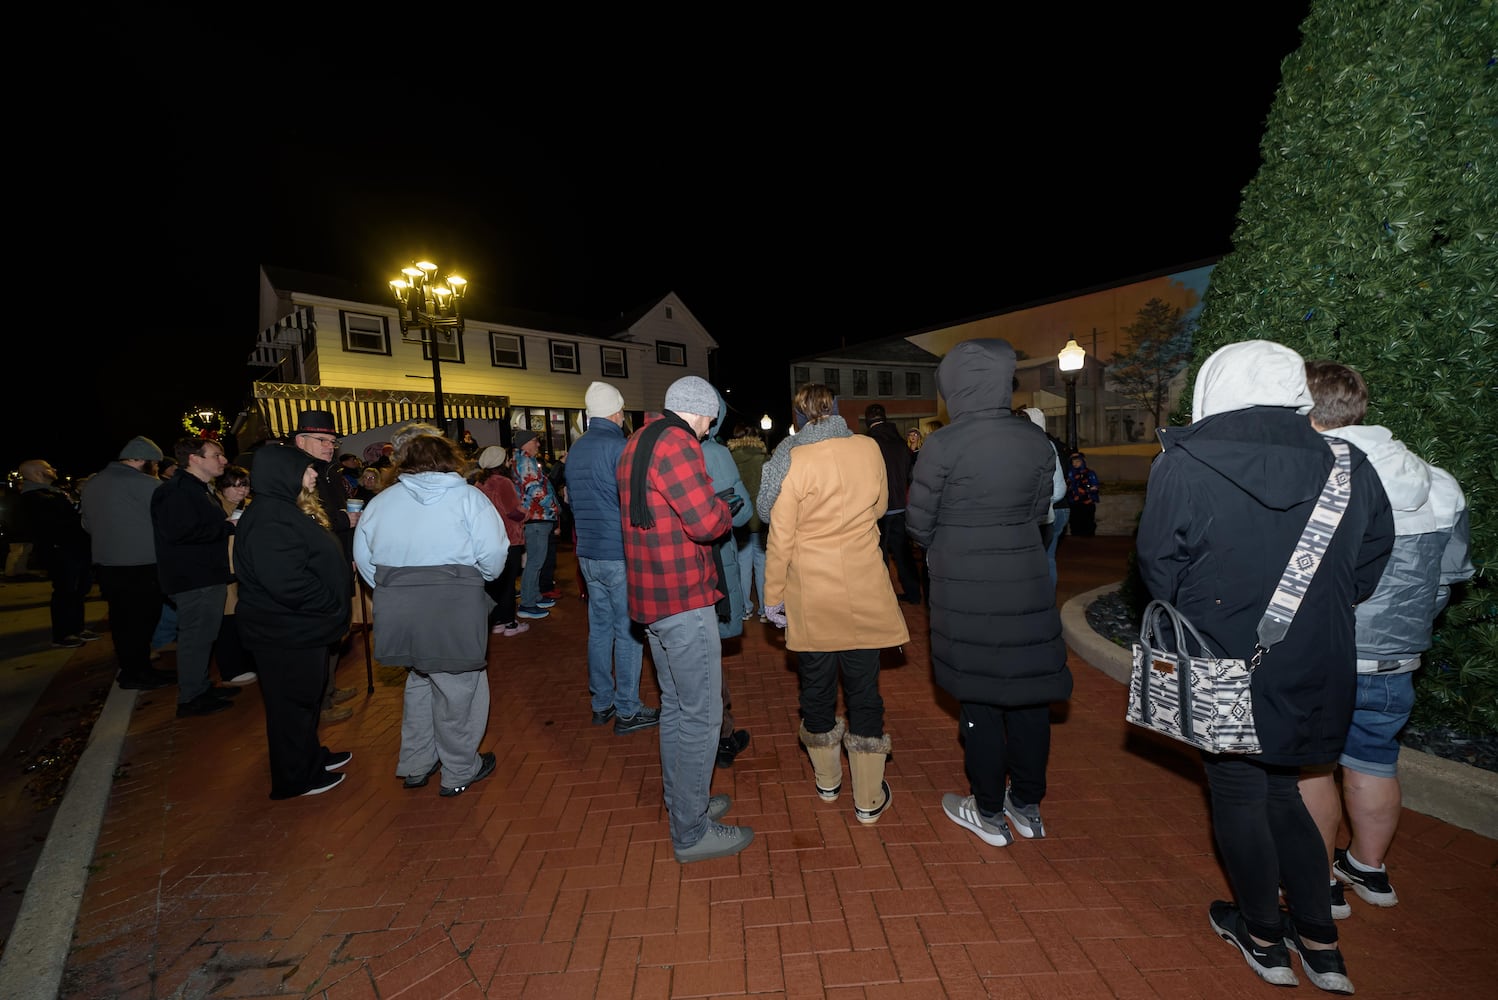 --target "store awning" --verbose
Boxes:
[252,382,509,439]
